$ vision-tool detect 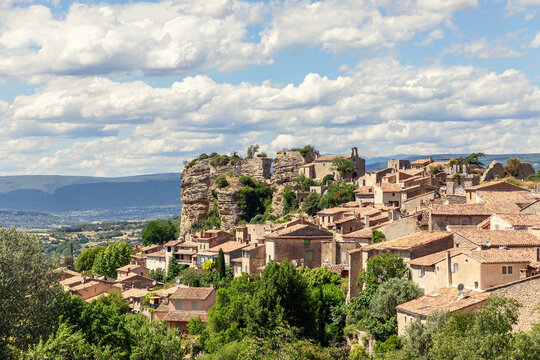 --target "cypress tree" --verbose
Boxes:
[218,249,226,279]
